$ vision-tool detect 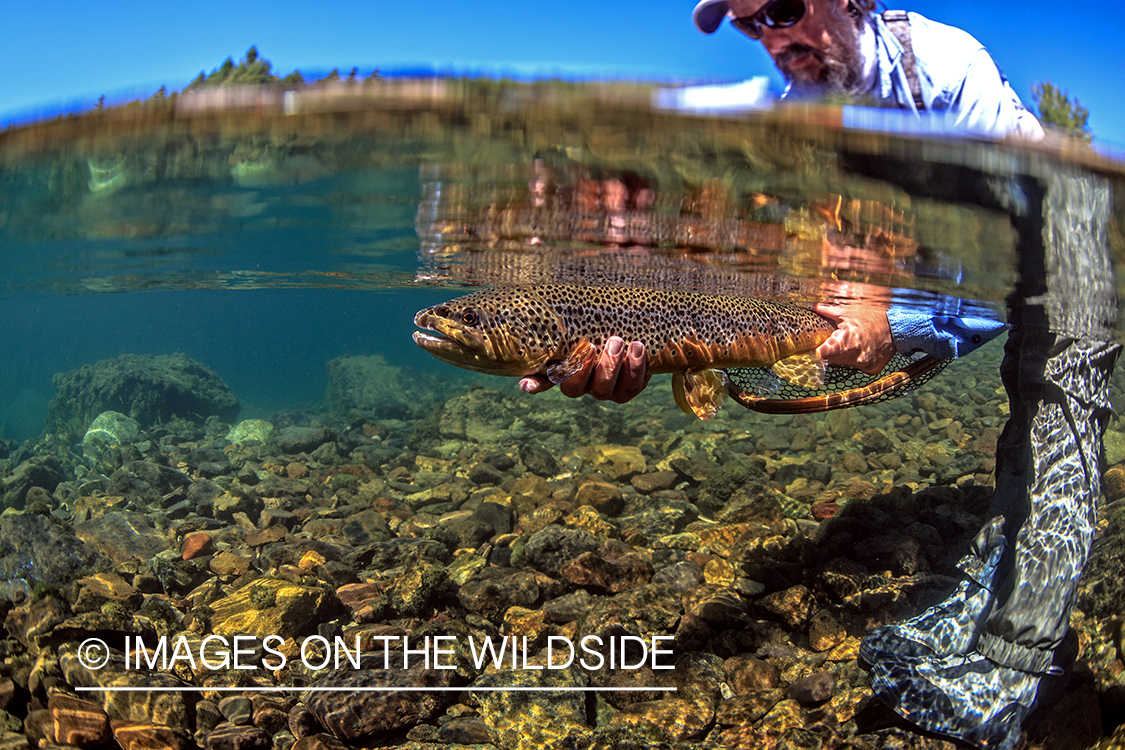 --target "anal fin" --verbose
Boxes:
[770,353,827,389]
[672,369,727,421]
